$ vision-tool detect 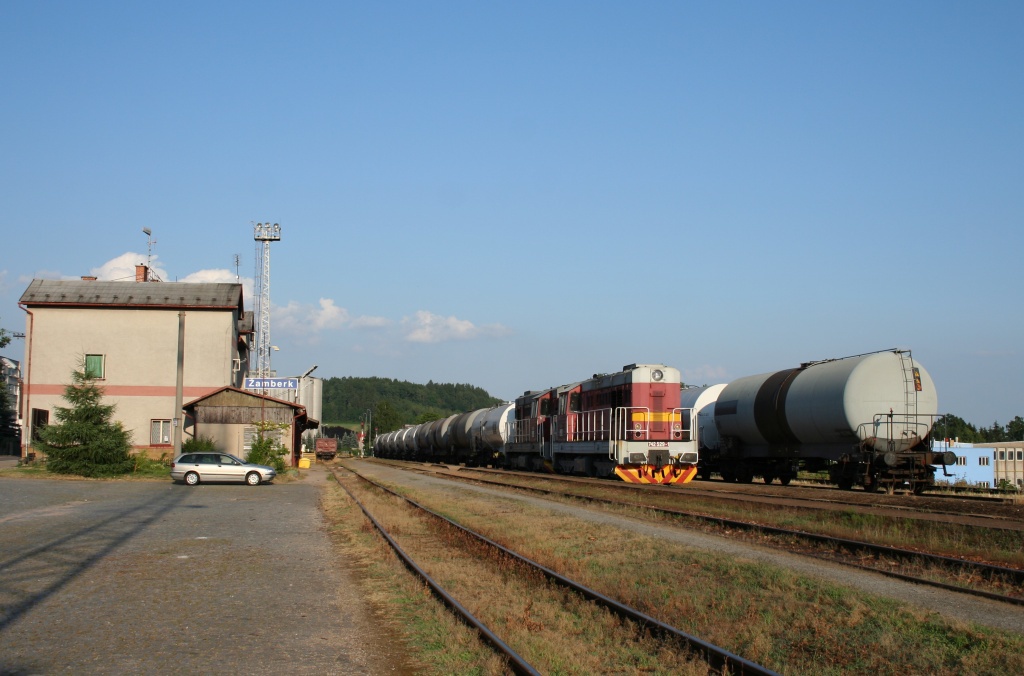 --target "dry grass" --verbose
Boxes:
[361,470,1024,675]
[320,472,507,675]
[469,473,1024,568]
[330,471,708,674]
